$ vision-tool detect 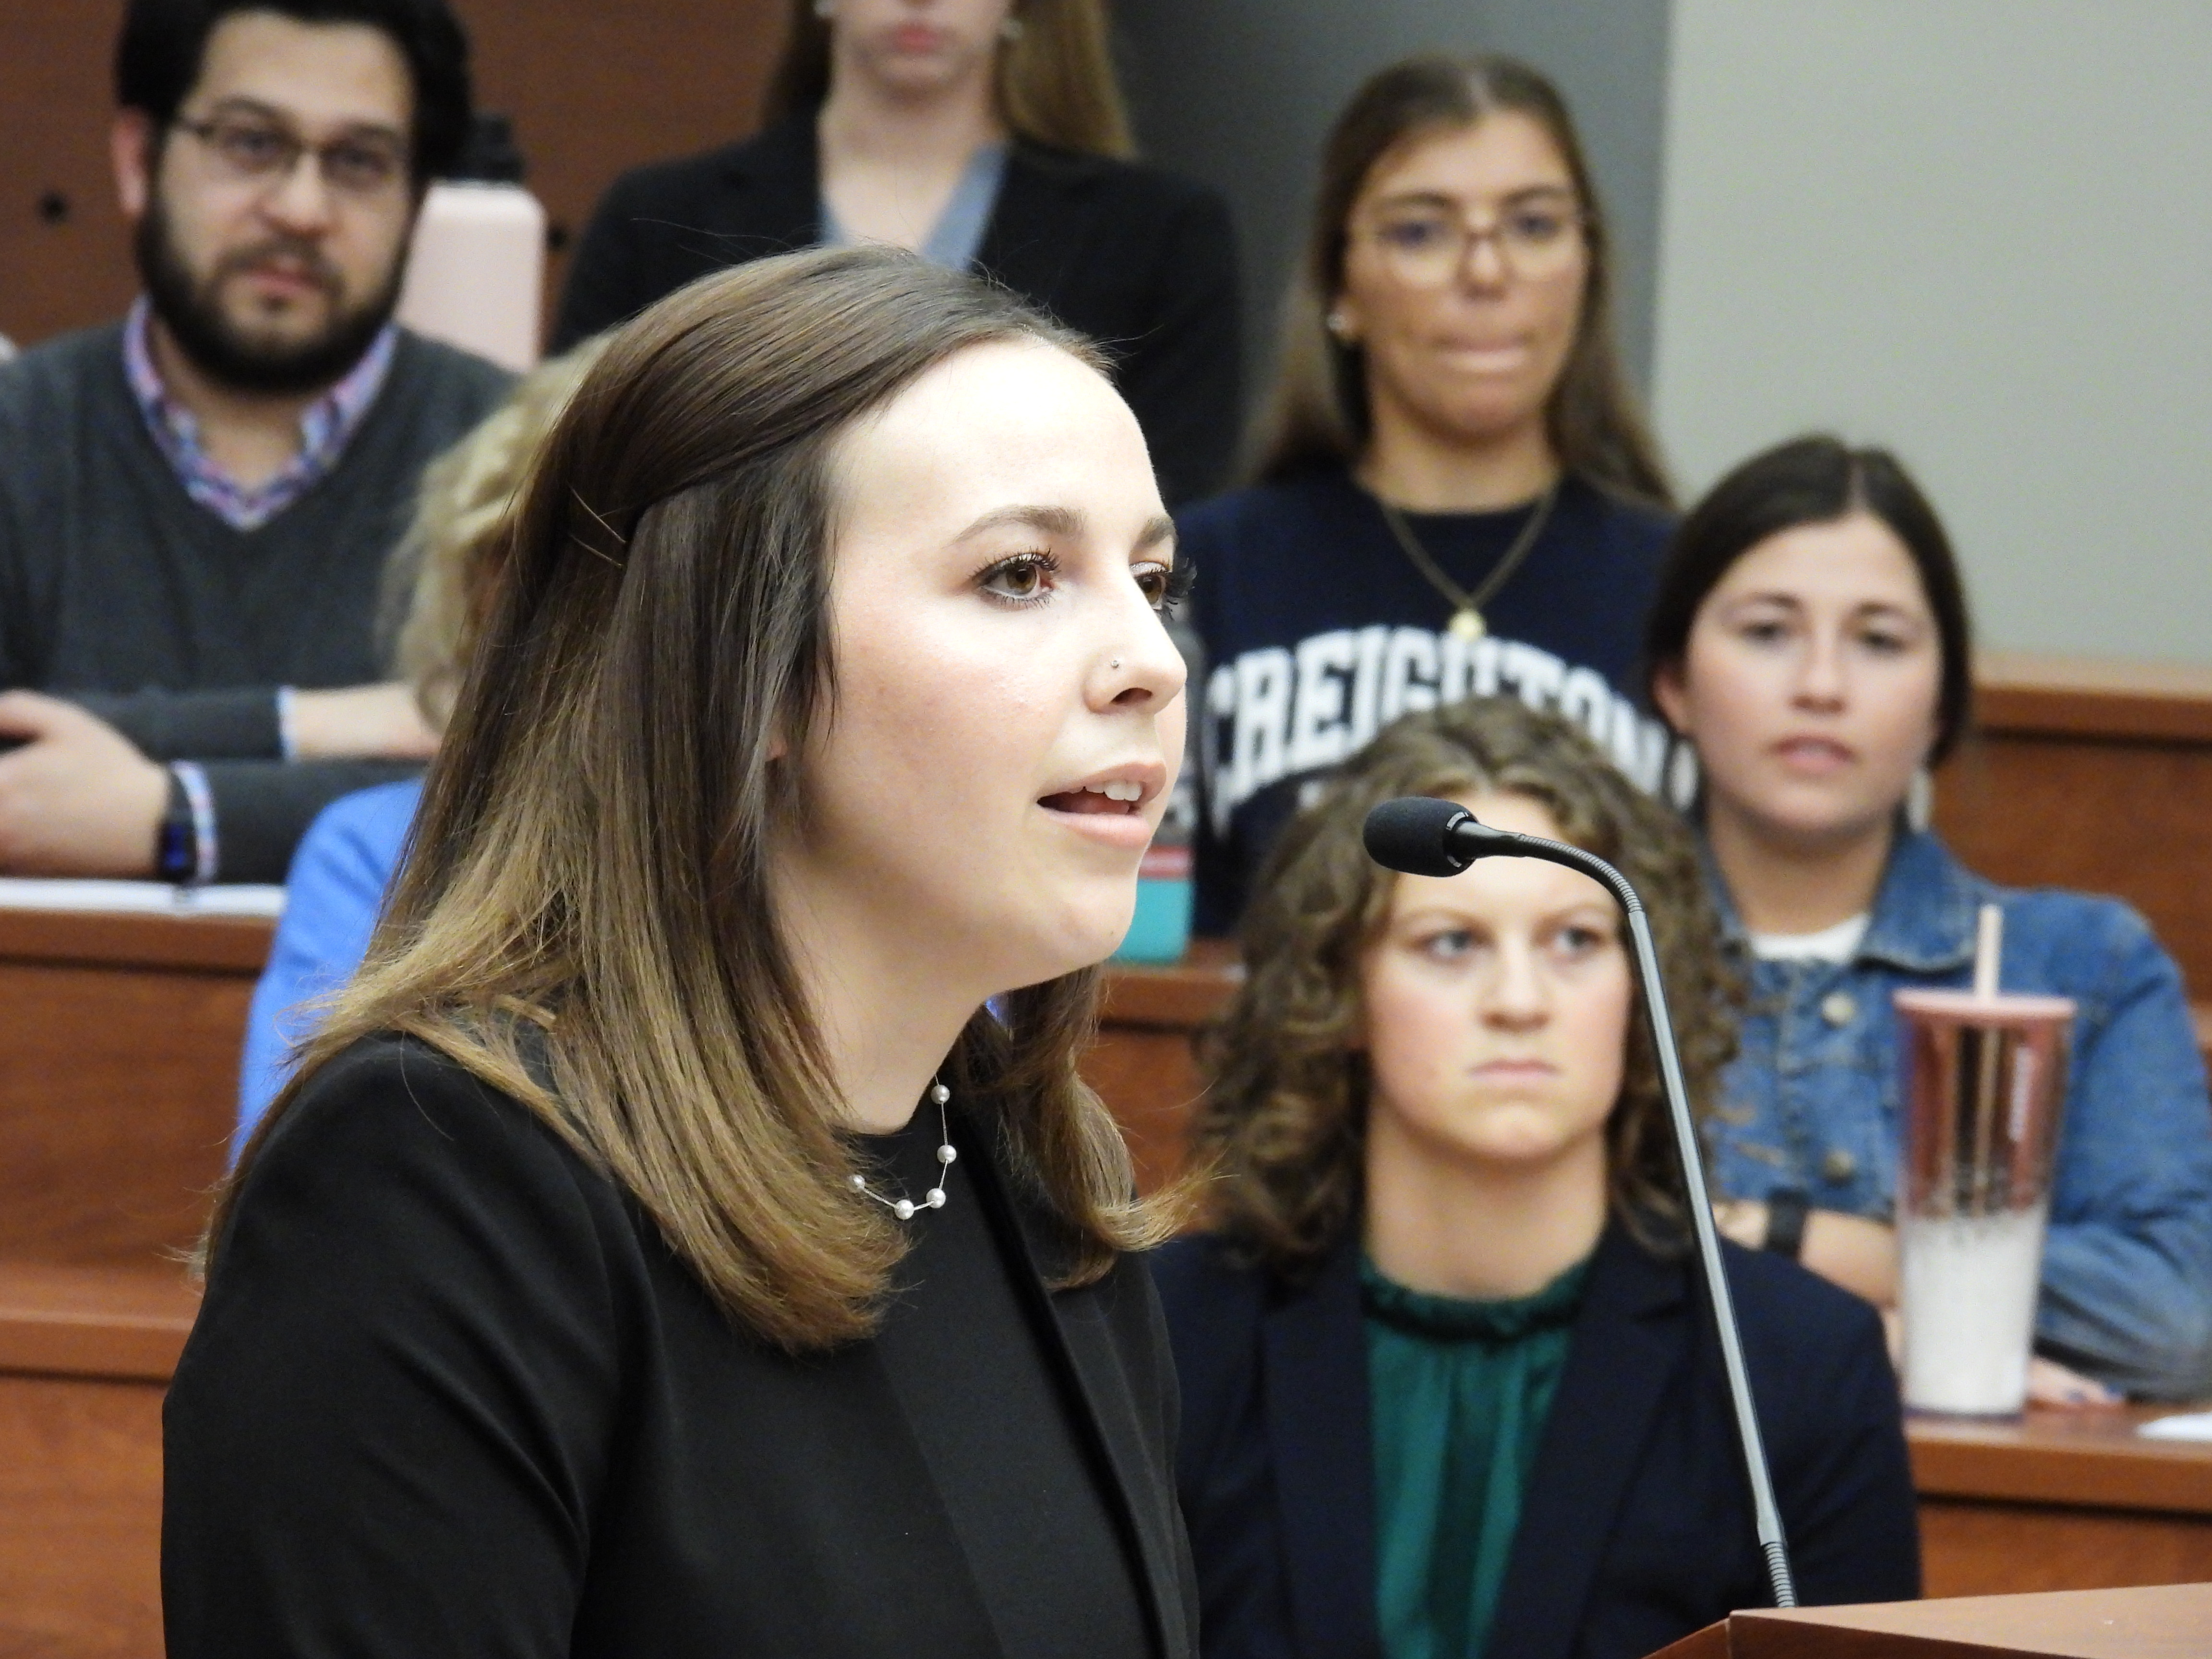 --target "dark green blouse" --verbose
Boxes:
[1362,1253,1592,1659]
